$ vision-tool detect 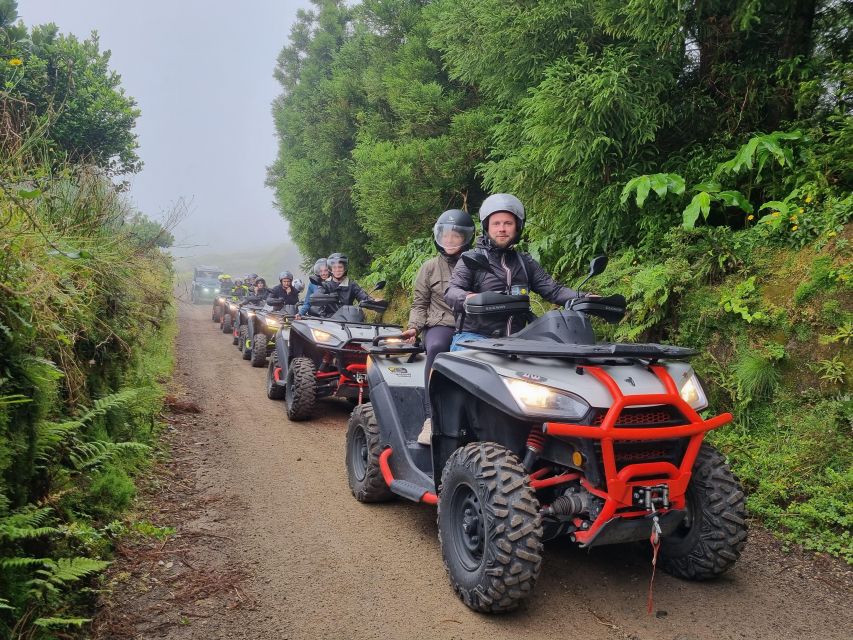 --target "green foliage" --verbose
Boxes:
[733,348,783,406]
[1,13,141,174]
[720,276,766,323]
[0,28,175,632]
[268,0,853,564]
